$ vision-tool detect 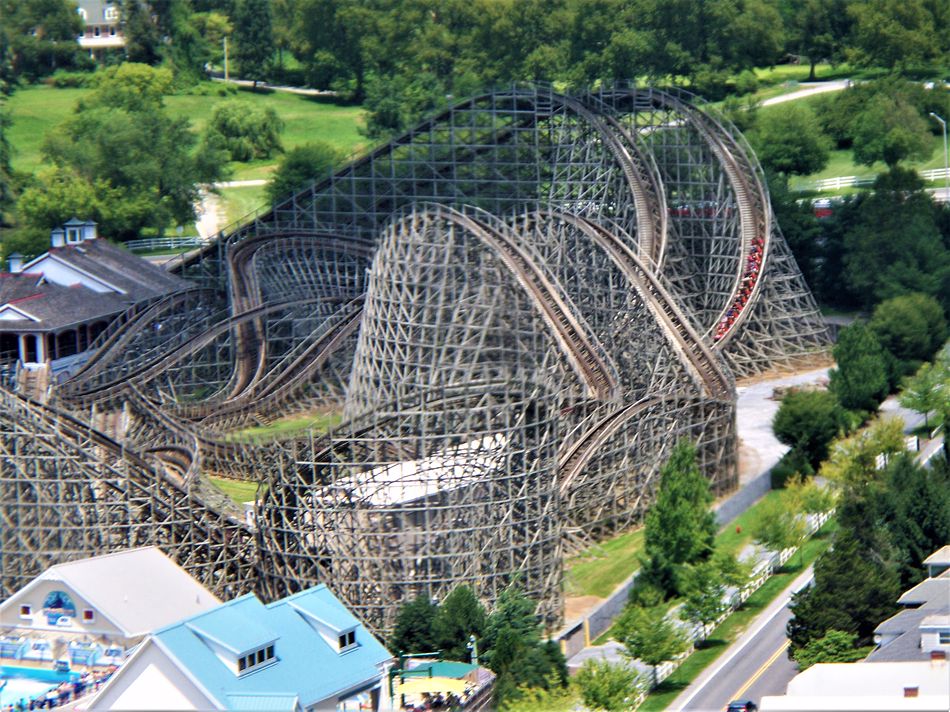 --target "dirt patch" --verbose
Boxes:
[738,441,761,479]
[564,595,605,622]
